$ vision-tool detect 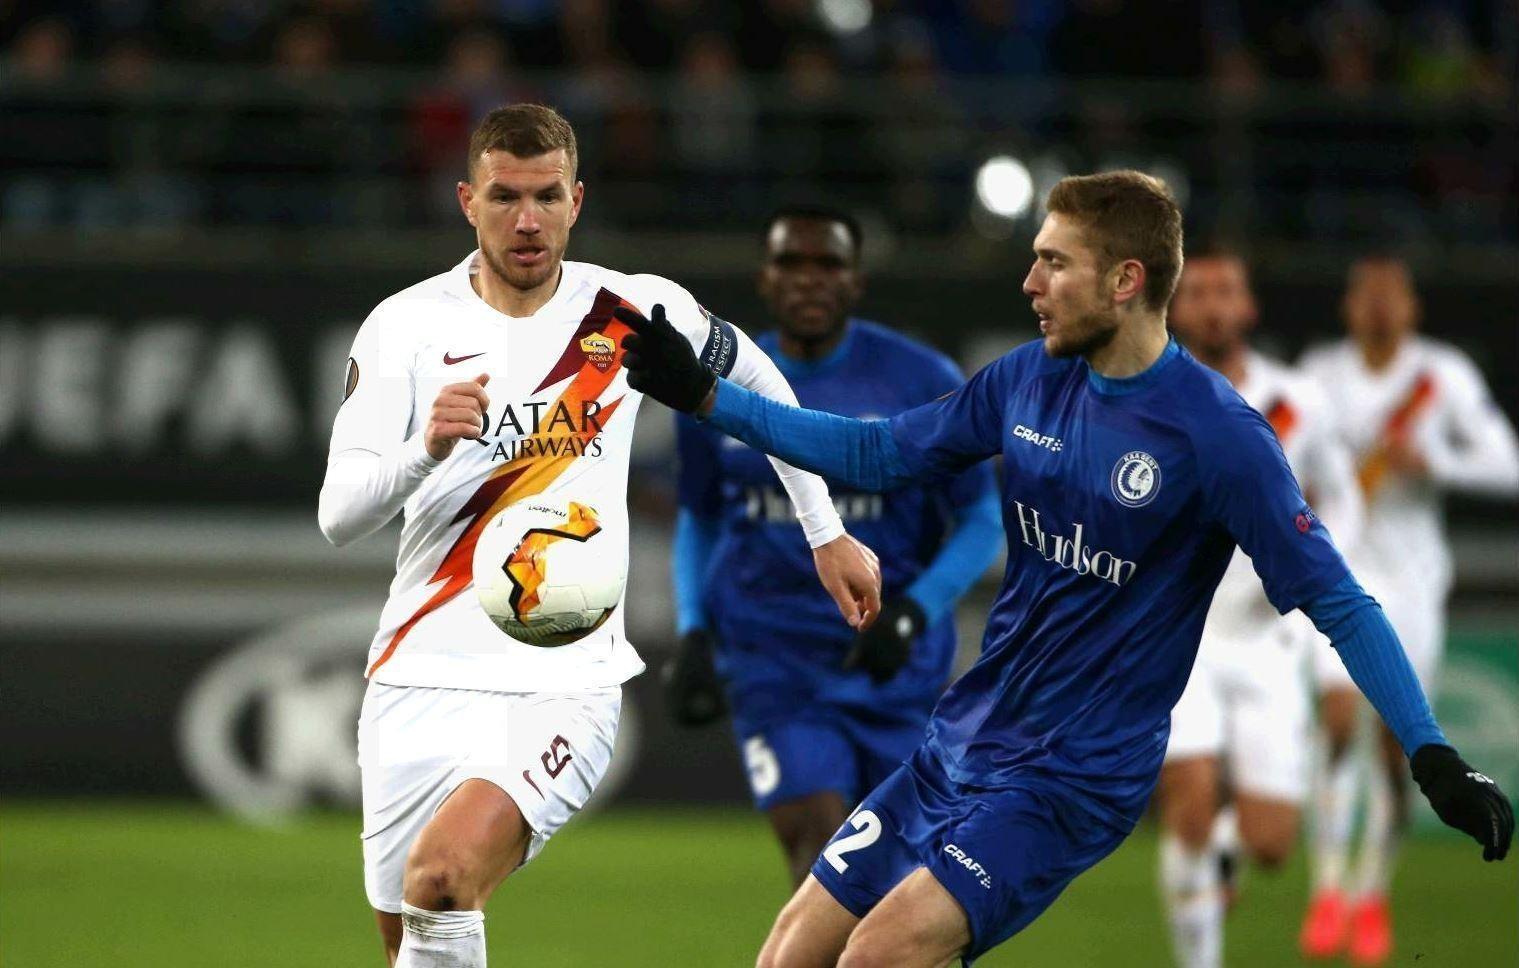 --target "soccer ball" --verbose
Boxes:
[472,498,625,647]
